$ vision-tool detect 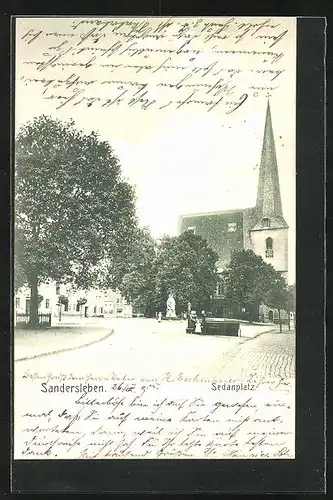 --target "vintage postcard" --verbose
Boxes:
[14,16,296,460]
